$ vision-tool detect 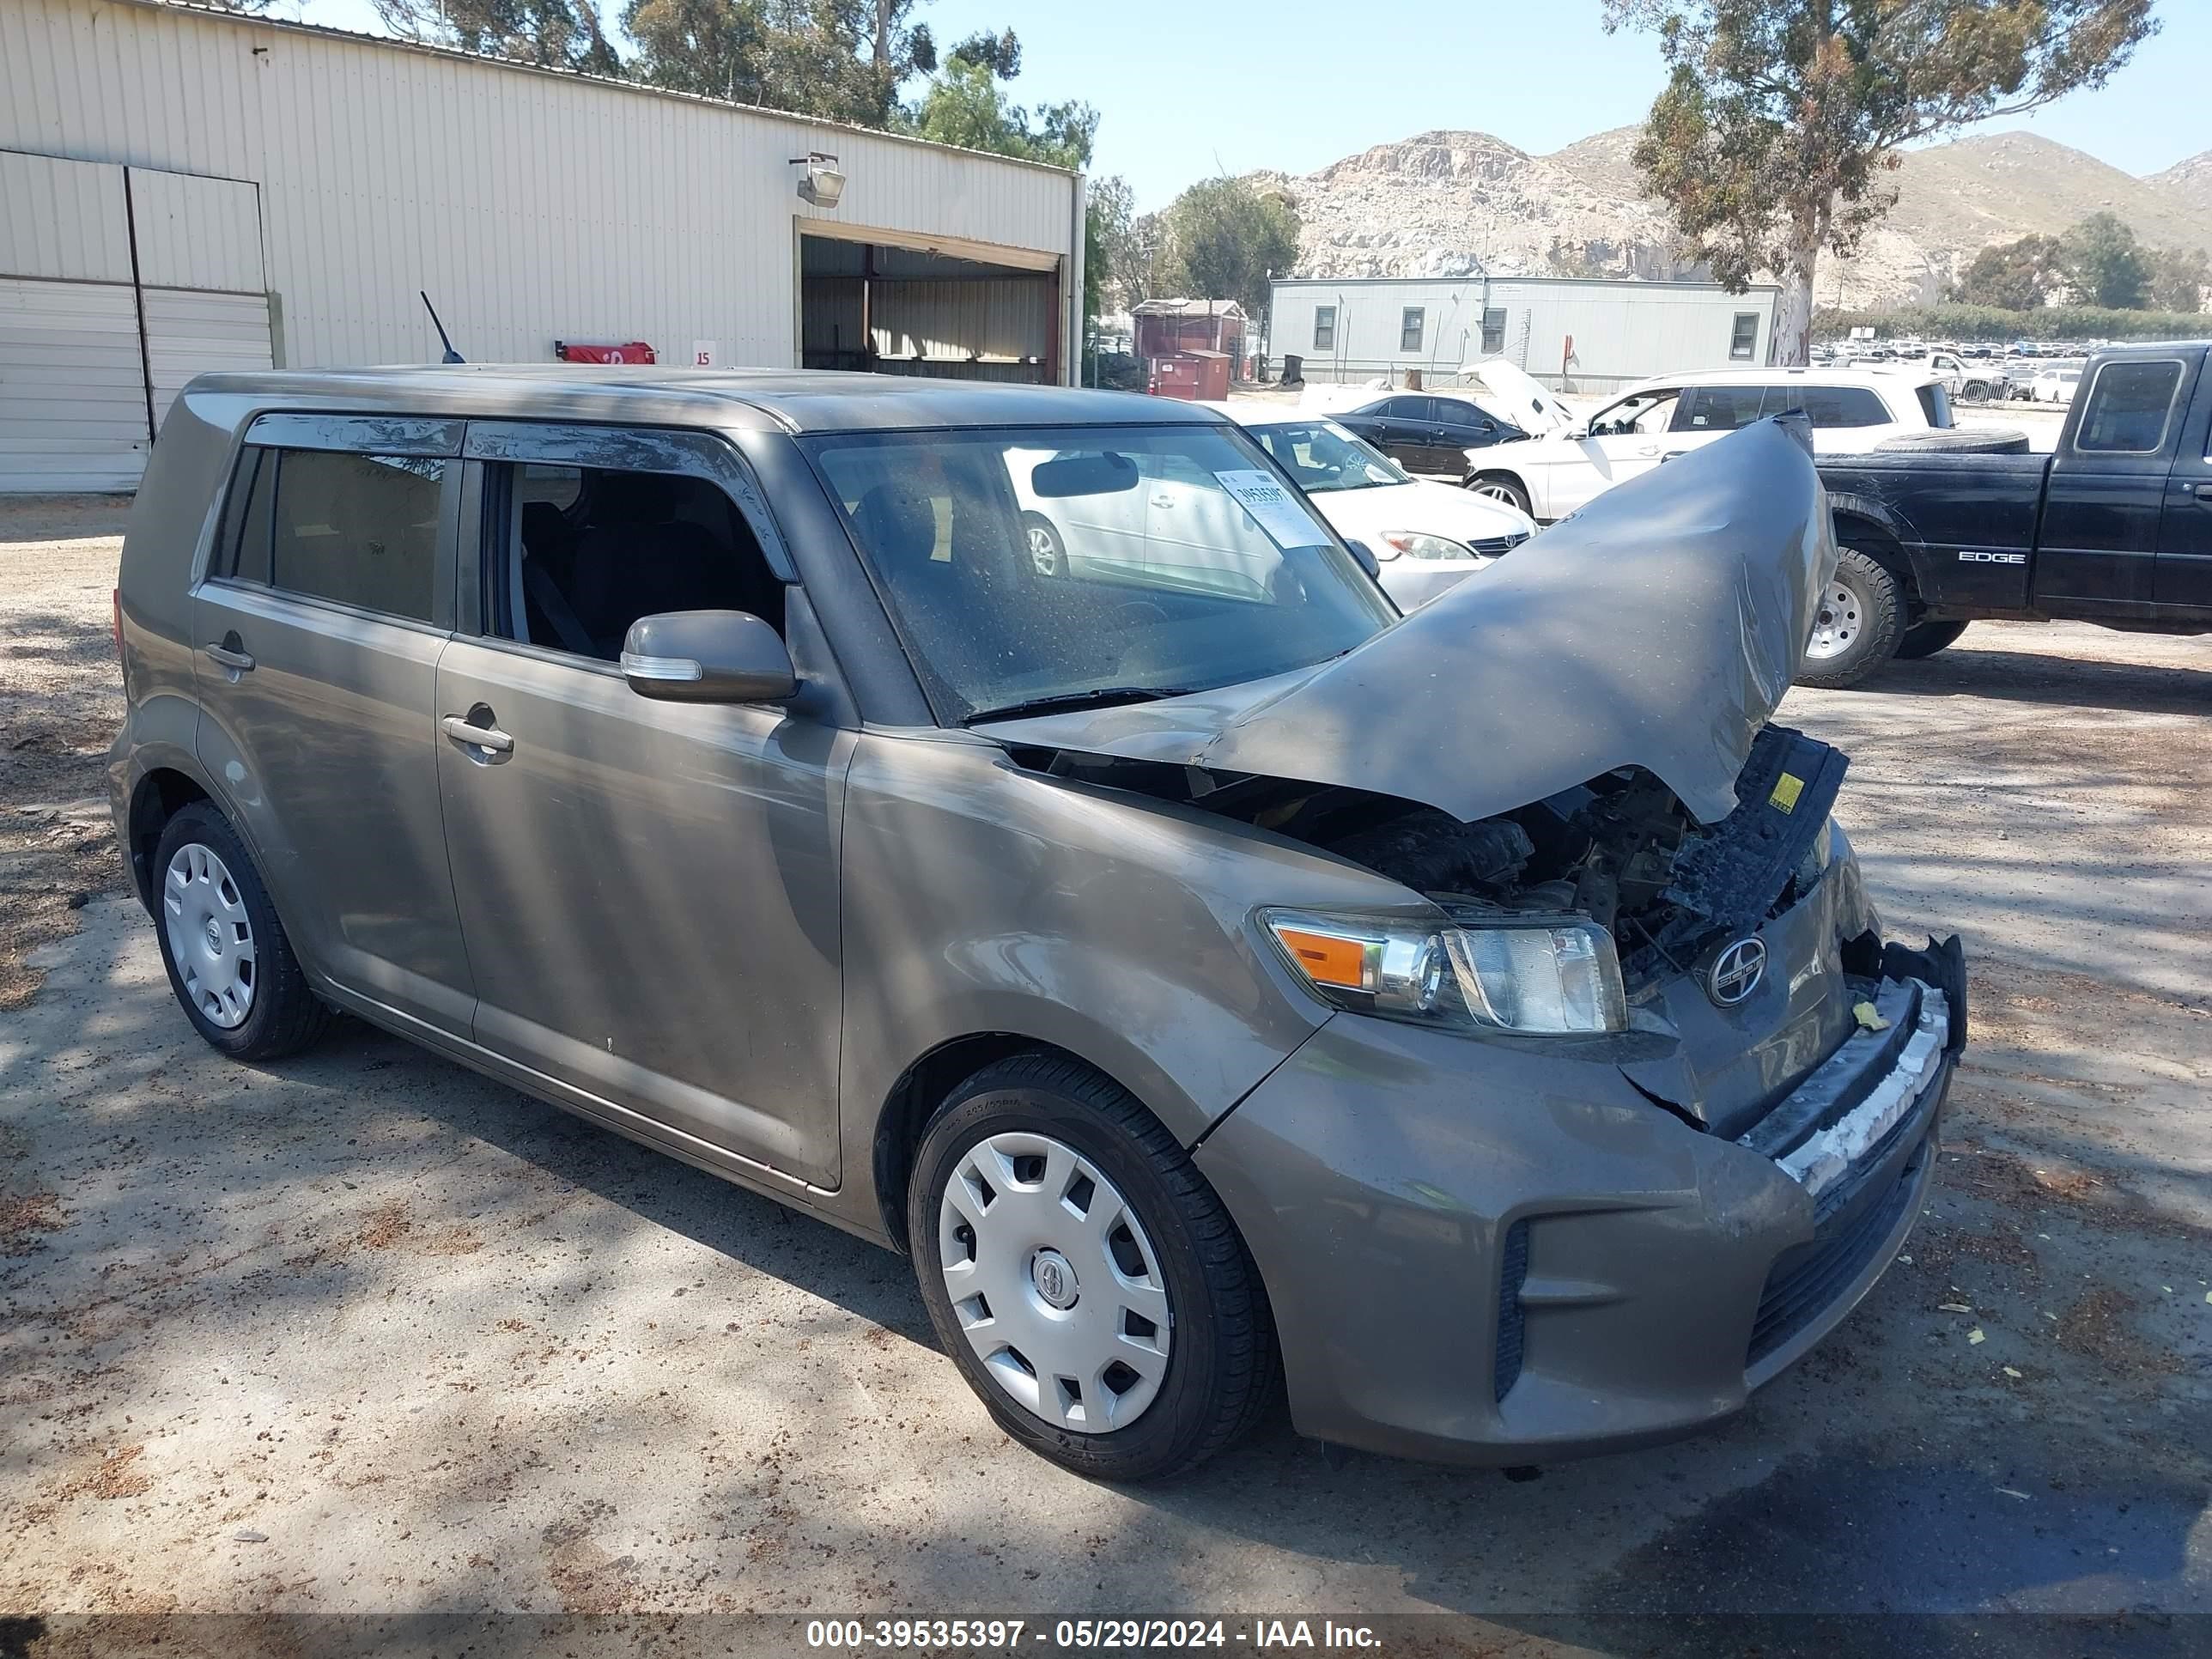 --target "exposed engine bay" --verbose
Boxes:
[1012,723,1848,988]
